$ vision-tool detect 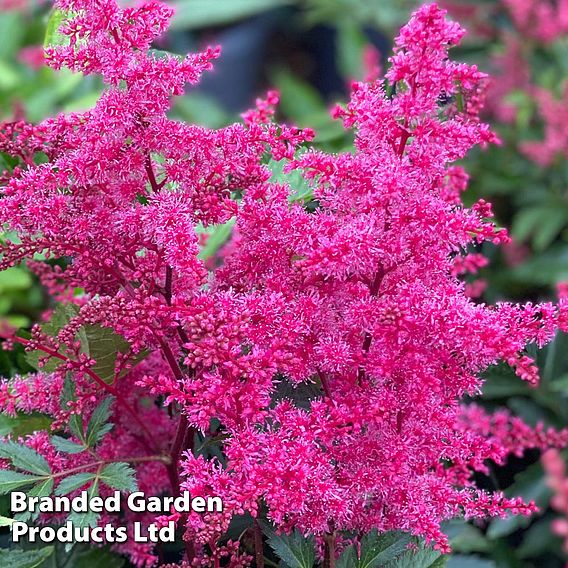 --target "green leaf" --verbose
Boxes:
[0,441,51,475]
[272,68,326,122]
[16,478,54,522]
[56,473,96,496]
[52,436,86,455]
[336,21,367,81]
[69,414,85,443]
[0,267,32,293]
[99,462,138,493]
[443,520,489,554]
[81,325,132,384]
[487,462,550,539]
[198,219,236,260]
[446,557,495,568]
[61,545,125,568]
[85,397,114,447]
[0,414,52,438]
[25,304,79,373]
[516,518,558,558]
[532,207,567,251]
[0,547,54,568]
[28,477,54,498]
[358,531,413,568]
[336,546,357,568]
[30,543,125,567]
[385,546,447,568]
[267,159,313,203]
[170,0,291,30]
[174,93,230,129]
[68,479,99,529]
[44,9,68,48]
[0,470,44,494]
[0,515,15,526]
[263,524,315,568]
